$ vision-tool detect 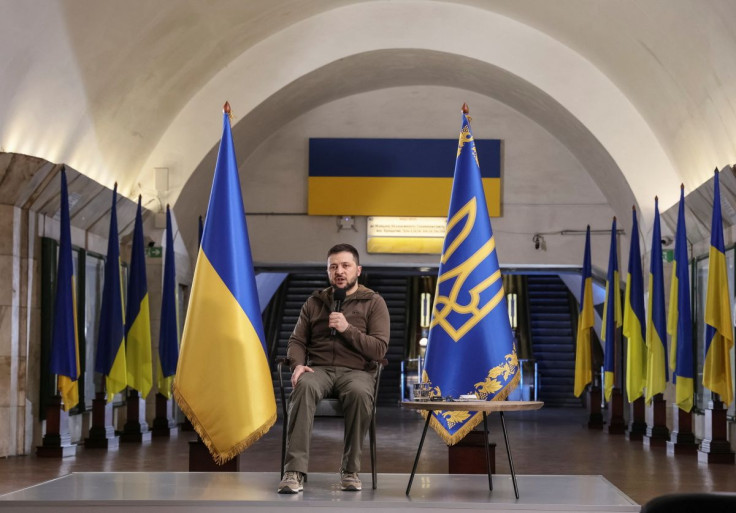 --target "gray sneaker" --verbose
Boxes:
[278,471,304,494]
[340,470,362,491]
